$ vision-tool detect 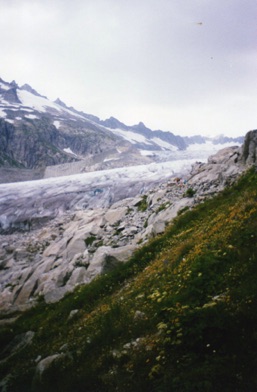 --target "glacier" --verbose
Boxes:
[0,141,240,233]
